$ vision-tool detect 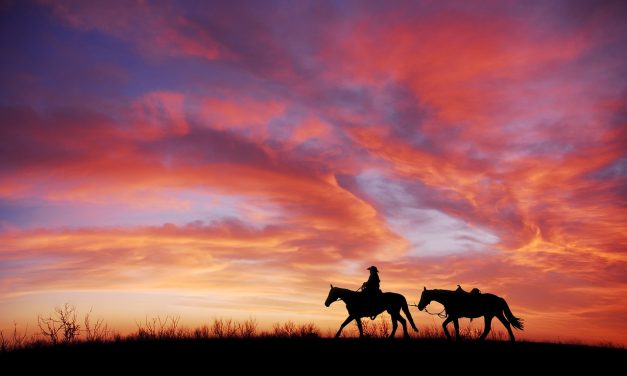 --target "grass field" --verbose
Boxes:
[2,310,624,372]
[2,337,625,372]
